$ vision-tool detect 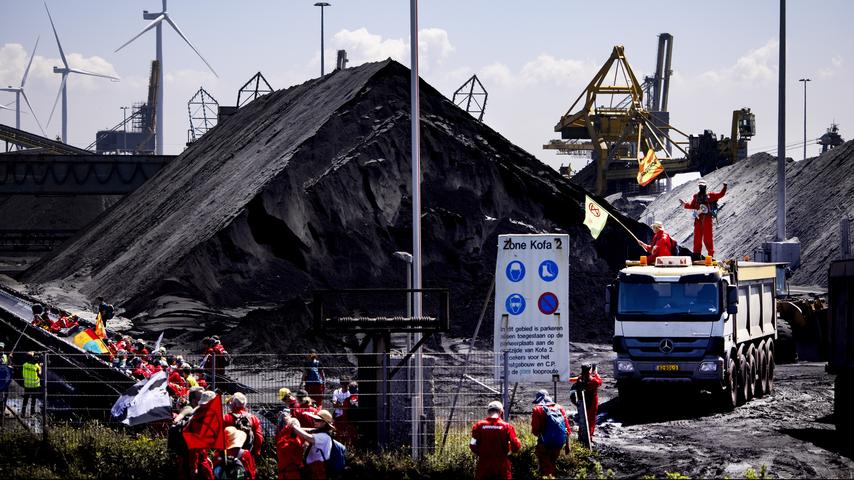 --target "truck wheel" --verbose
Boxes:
[754,342,767,398]
[776,316,798,364]
[745,344,756,401]
[766,340,775,394]
[617,381,637,412]
[737,348,749,406]
[717,352,737,411]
